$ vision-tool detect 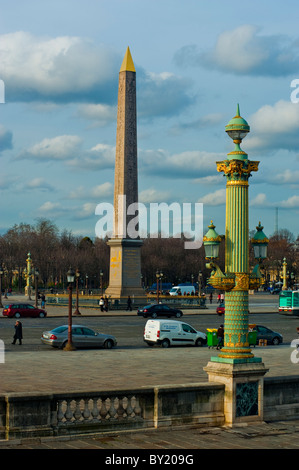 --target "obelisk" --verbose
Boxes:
[105,47,143,299]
